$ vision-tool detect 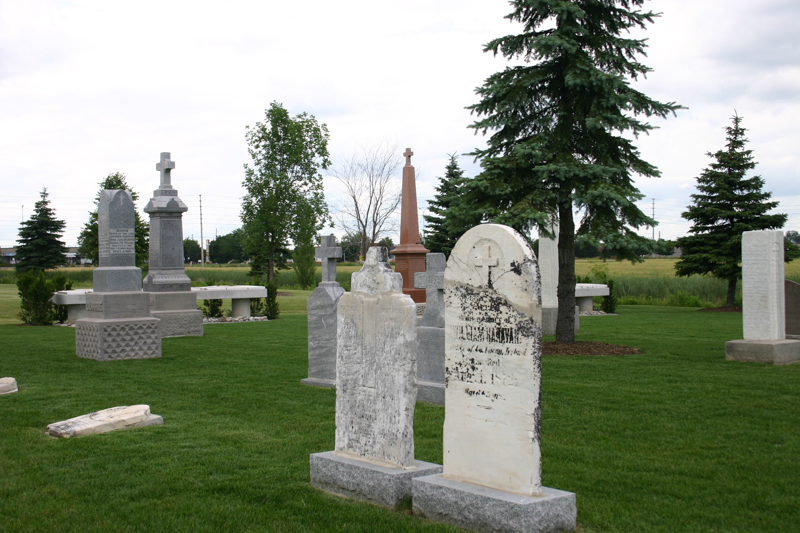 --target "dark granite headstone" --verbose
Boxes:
[786,279,800,339]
